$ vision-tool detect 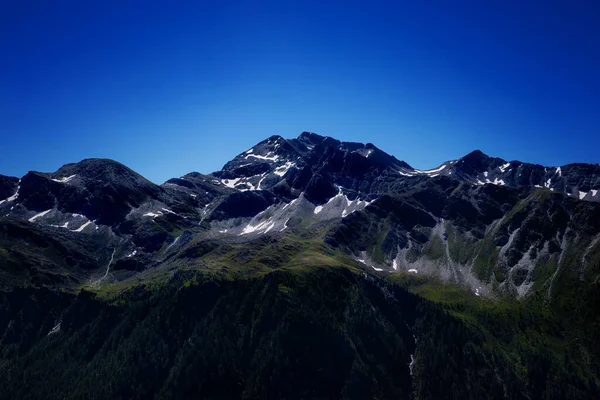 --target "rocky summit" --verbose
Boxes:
[1,132,600,399]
